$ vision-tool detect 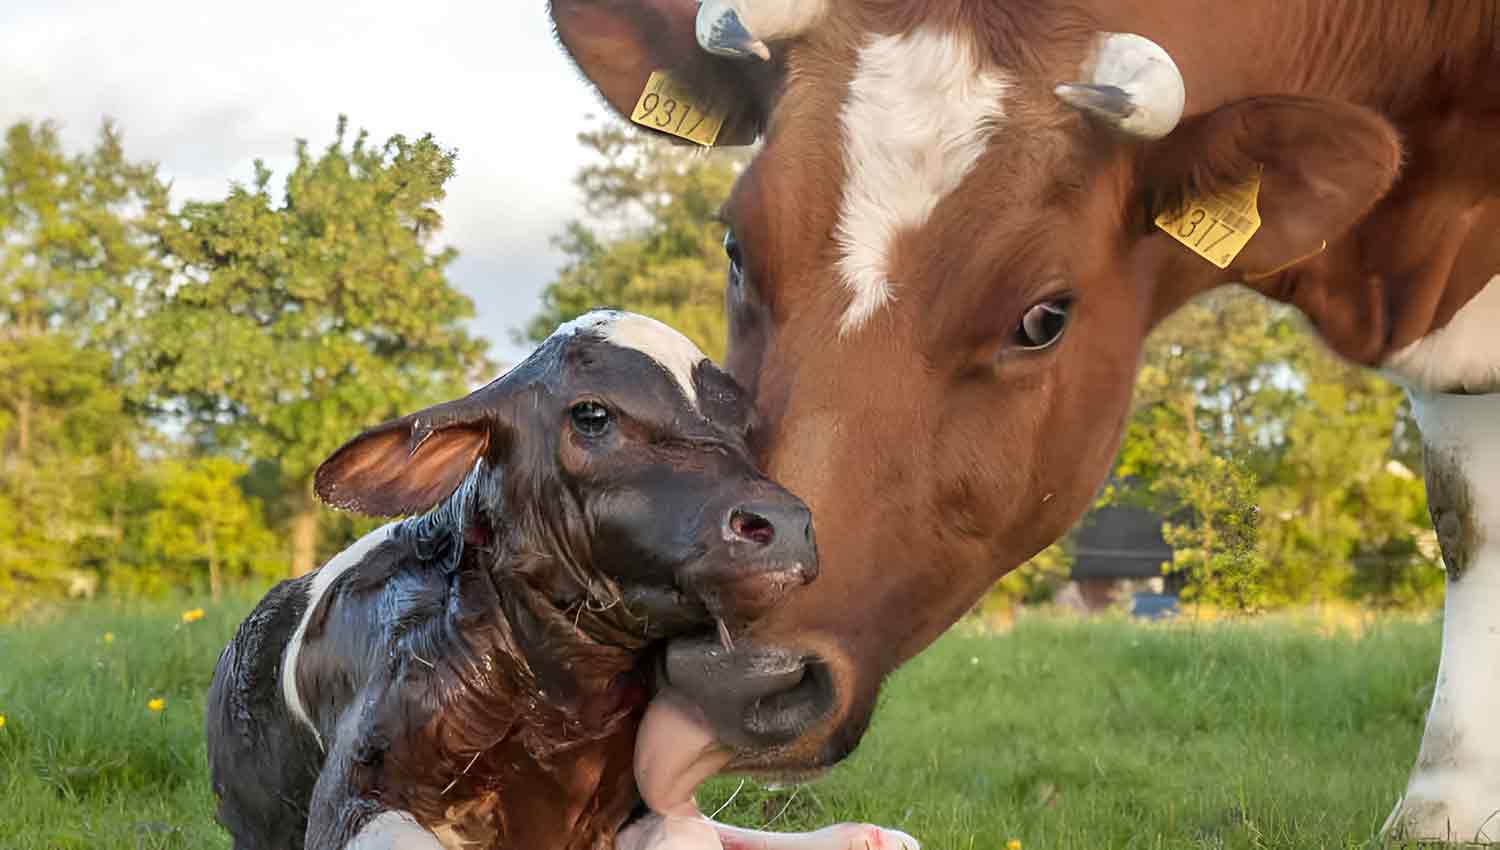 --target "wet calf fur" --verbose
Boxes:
[205,311,817,850]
